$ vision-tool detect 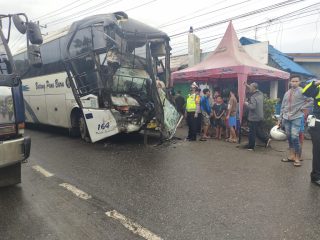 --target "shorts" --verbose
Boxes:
[202,111,210,126]
[214,118,225,127]
[228,116,236,127]
[210,118,215,127]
